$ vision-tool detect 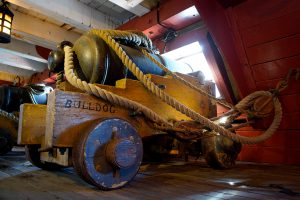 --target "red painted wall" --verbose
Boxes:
[197,0,300,164]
